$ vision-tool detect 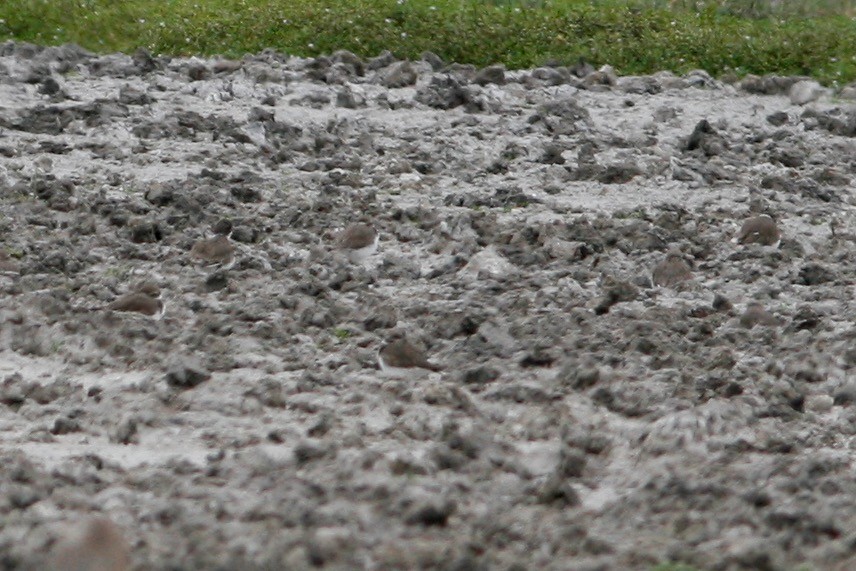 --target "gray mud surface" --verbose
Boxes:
[1,42,856,570]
